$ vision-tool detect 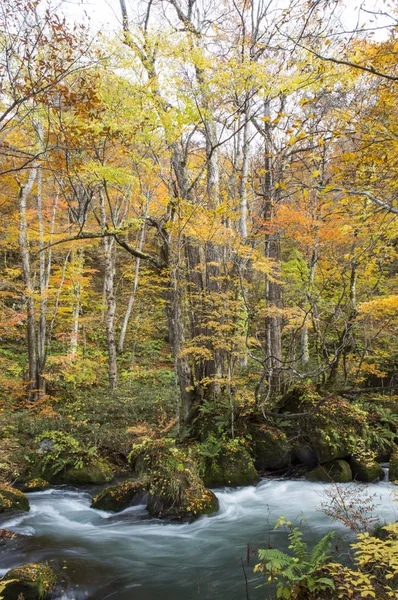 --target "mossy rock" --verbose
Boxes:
[306,459,352,483]
[1,562,56,600]
[21,478,50,493]
[0,529,26,546]
[203,448,259,487]
[0,484,29,513]
[253,425,291,471]
[350,457,383,483]
[278,383,320,414]
[91,480,148,512]
[129,438,220,521]
[147,488,219,520]
[58,459,114,485]
[390,453,398,483]
[314,434,350,464]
